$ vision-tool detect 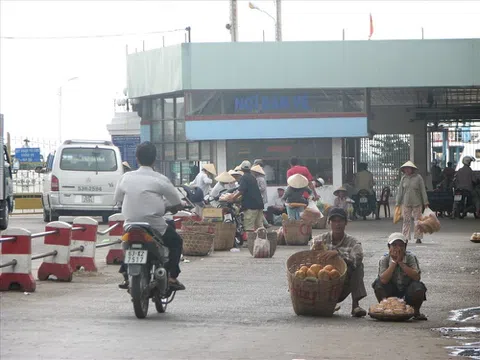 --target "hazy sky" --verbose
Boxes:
[0,0,479,151]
